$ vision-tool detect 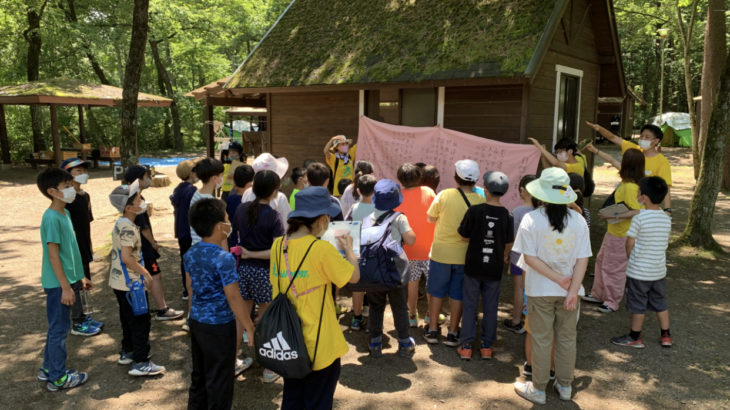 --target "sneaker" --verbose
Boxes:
[597,304,616,313]
[369,341,383,358]
[350,316,365,331]
[156,307,185,321]
[611,334,645,349]
[523,362,532,376]
[503,319,526,334]
[128,361,165,376]
[262,369,280,383]
[479,344,493,360]
[71,321,101,337]
[581,294,601,303]
[423,329,440,344]
[554,381,572,401]
[181,291,189,301]
[235,357,254,375]
[550,369,556,380]
[118,351,151,365]
[182,318,190,332]
[46,371,88,392]
[37,368,76,382]
[457,343,472,360]
[514,381,546,405]
[409,313,419,328]
[661,335,673,348]
[443,331,460,347]
[397,338,416,358]
[362,306,369,317]
[84,316,104,329]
